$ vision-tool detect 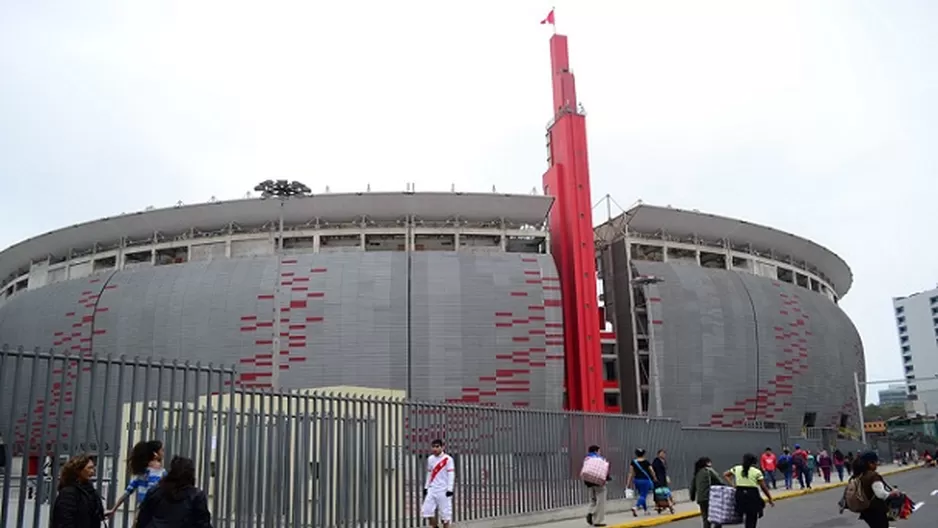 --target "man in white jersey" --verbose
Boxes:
[422,439,455,527]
